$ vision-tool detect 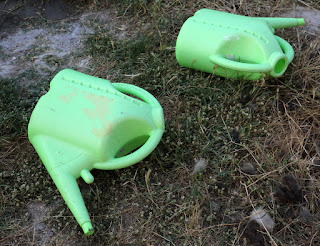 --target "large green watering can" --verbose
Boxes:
[28,69,165,235]
[176,9,305,80]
